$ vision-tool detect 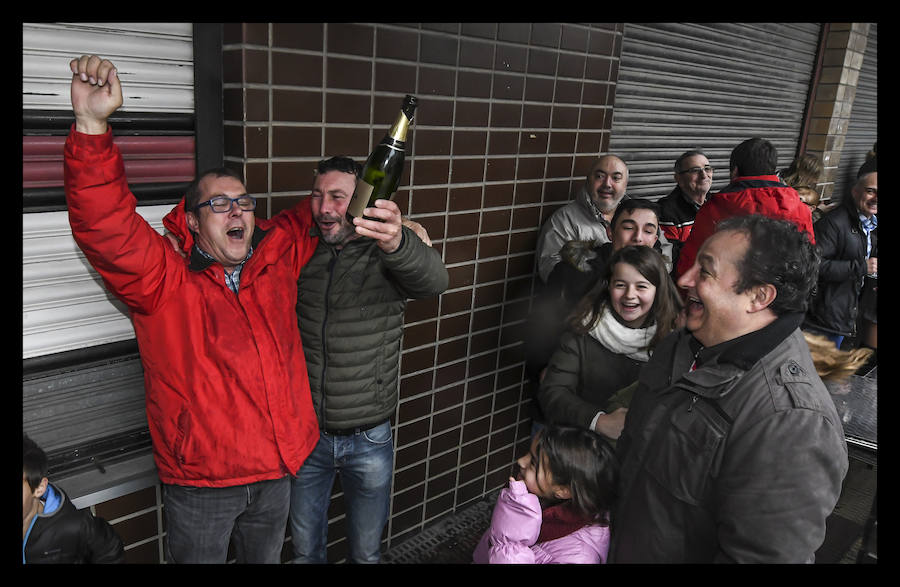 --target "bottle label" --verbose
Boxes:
[347,180,375,218]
